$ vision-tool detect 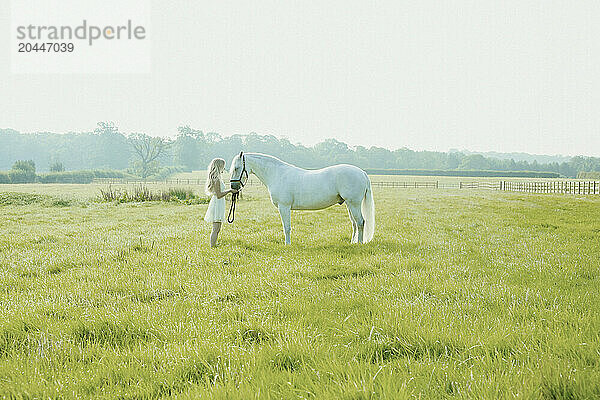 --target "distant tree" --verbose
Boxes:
[93,122,132,169]
[314,139,354,164]
[4,127,600,178]
[205,131,222,143]
[49,161,65,172]
[12,160,36,173]
[174,126,203,170]
[445,152,461,169]
[129,133,171,179]
[458,154,491,170]
[10,160,36,183]
[94,121,119,136]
